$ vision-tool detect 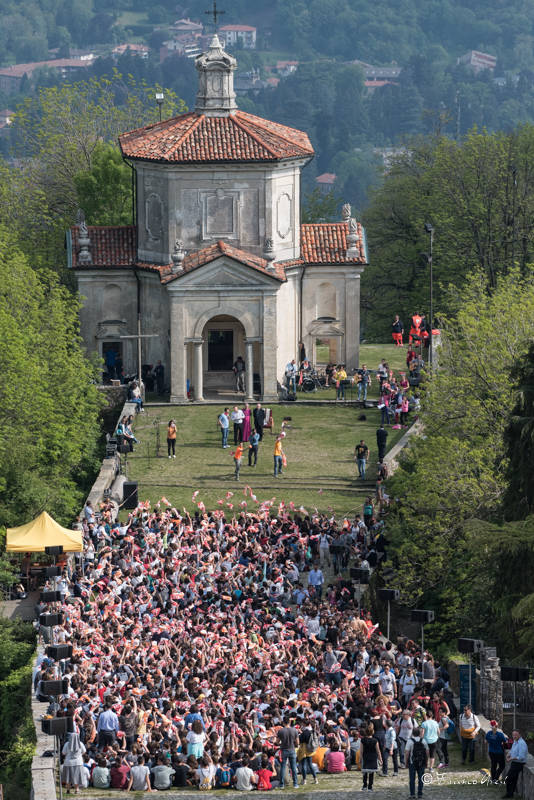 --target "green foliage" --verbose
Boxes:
[381,268,534,656]
[74,141,133,225]
[0,74,183,277]
[503,341,534,519]
[362,127,534,338]
[301,188,340,224]
[0,227,103,526]
[0,618,36,799]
